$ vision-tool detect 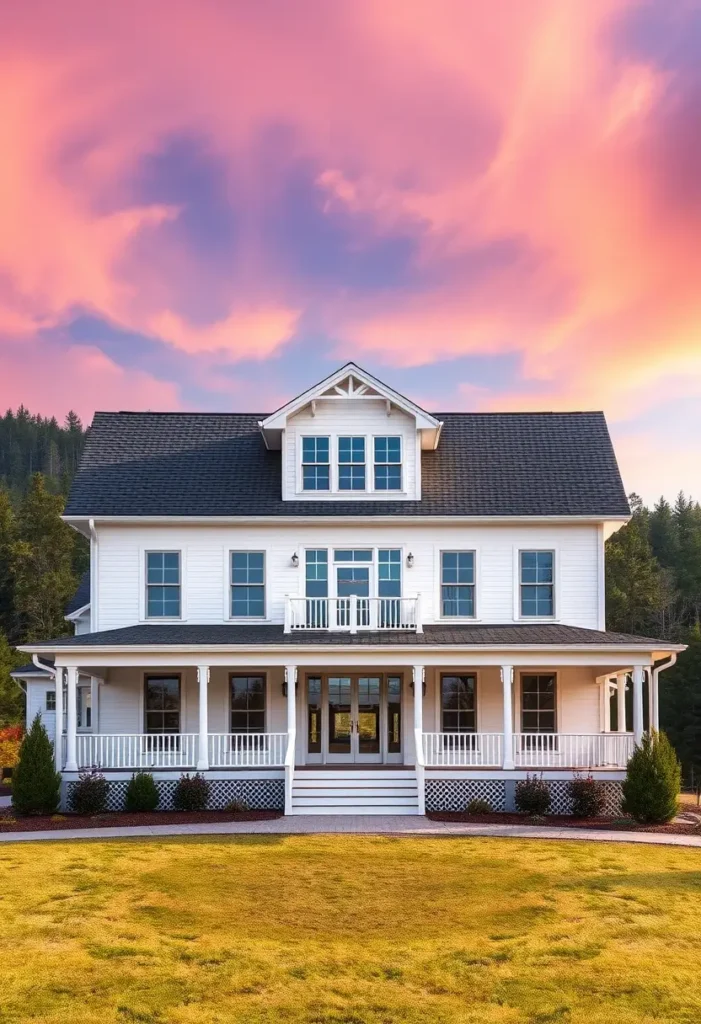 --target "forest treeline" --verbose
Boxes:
[0,407,699,778]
